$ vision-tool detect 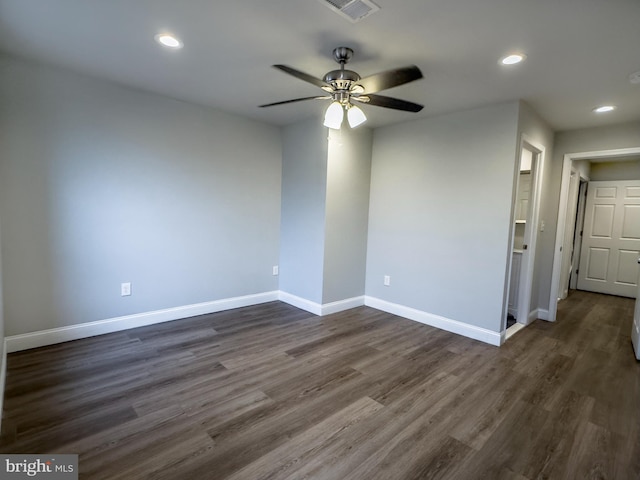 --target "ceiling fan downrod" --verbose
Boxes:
[323,47,361,101]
